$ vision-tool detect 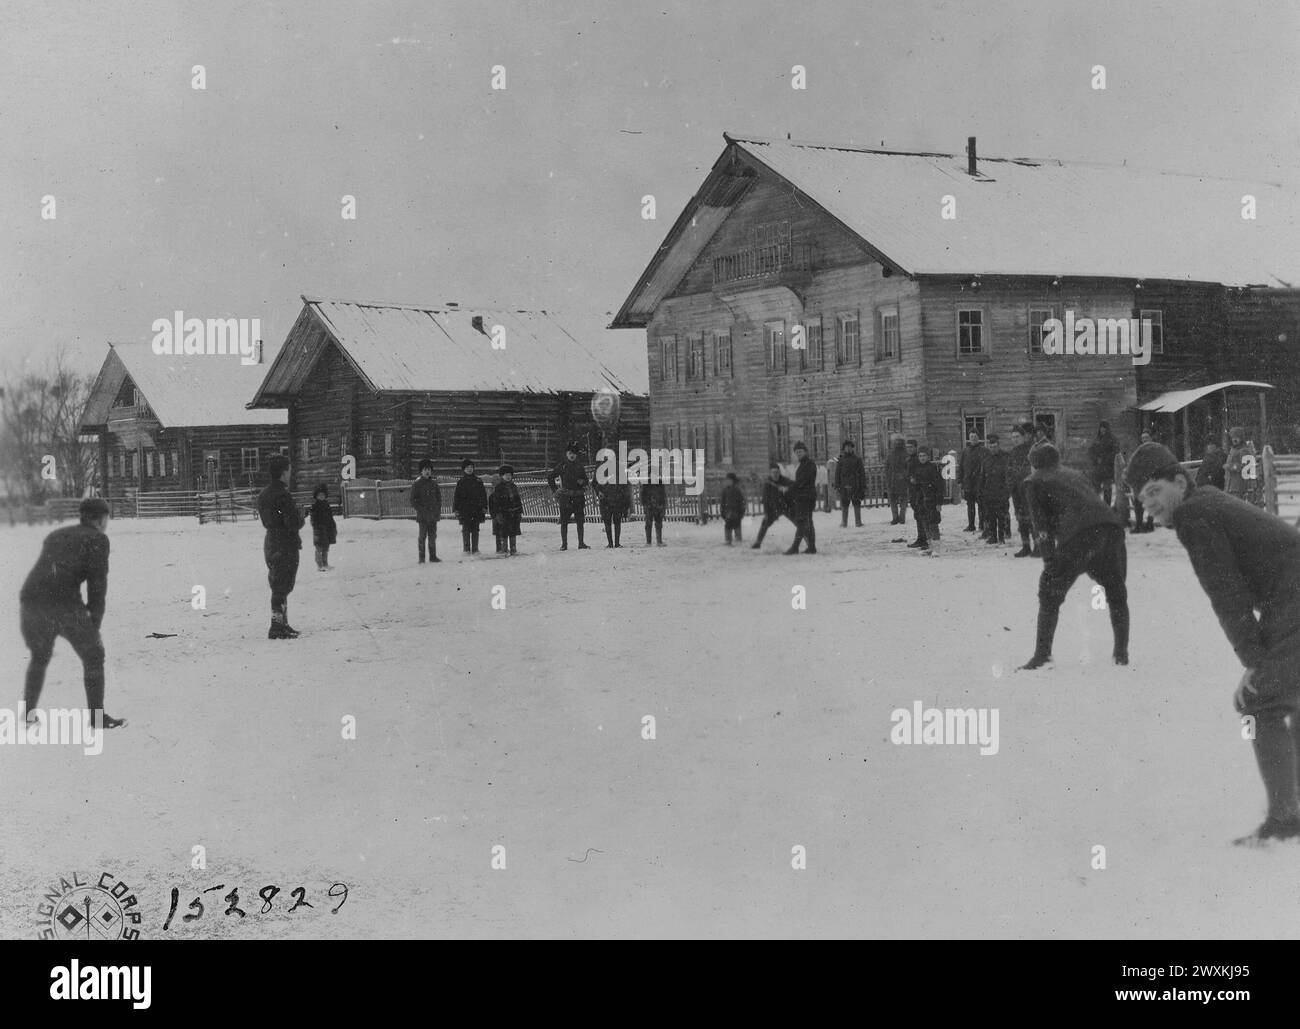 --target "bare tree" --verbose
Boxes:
[0,349,95,504]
